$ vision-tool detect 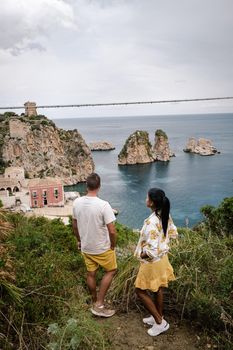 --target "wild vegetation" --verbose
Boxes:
[155,129,168,139]
[0,198,232,349]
